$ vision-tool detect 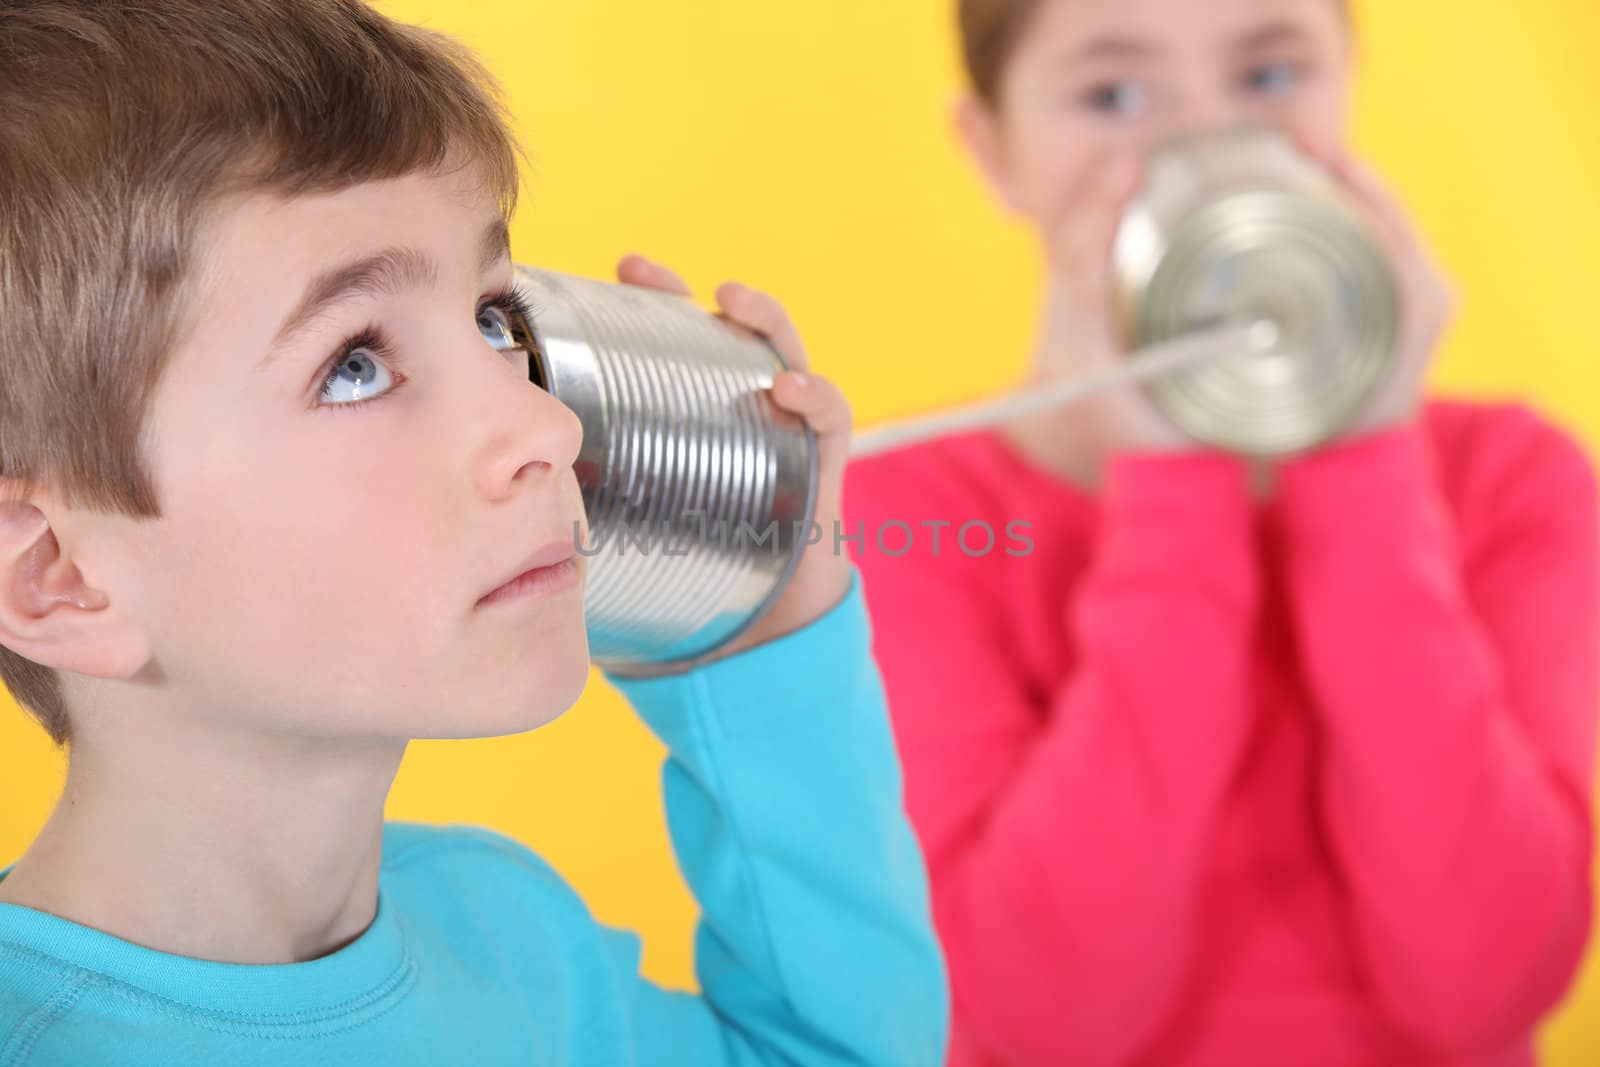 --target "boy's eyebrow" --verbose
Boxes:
[260,216,511,368]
